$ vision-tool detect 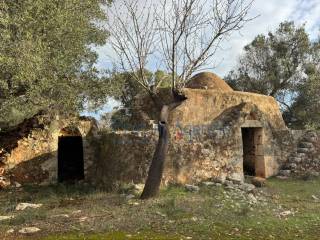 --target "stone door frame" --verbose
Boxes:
[240,120,266,177]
